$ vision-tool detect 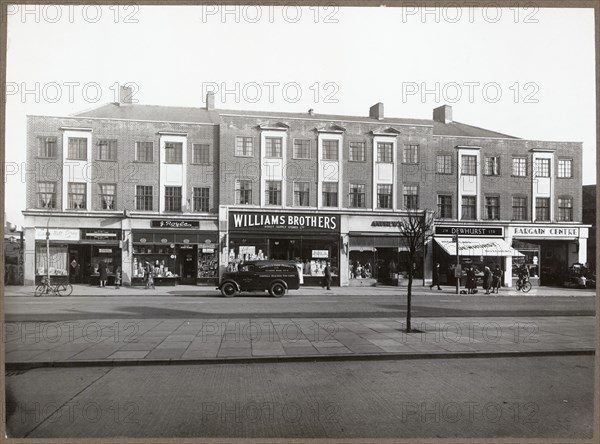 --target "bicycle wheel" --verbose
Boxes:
[57,283,73,296]
[522,281,532,293]
[34,284,46,297]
